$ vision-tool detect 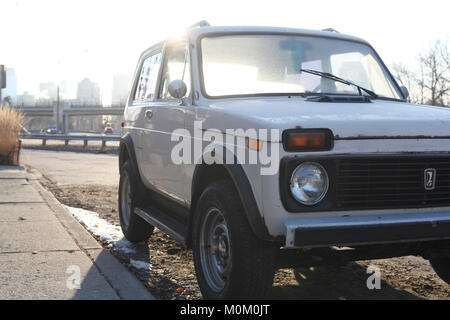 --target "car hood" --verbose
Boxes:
[197,97,450,141]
